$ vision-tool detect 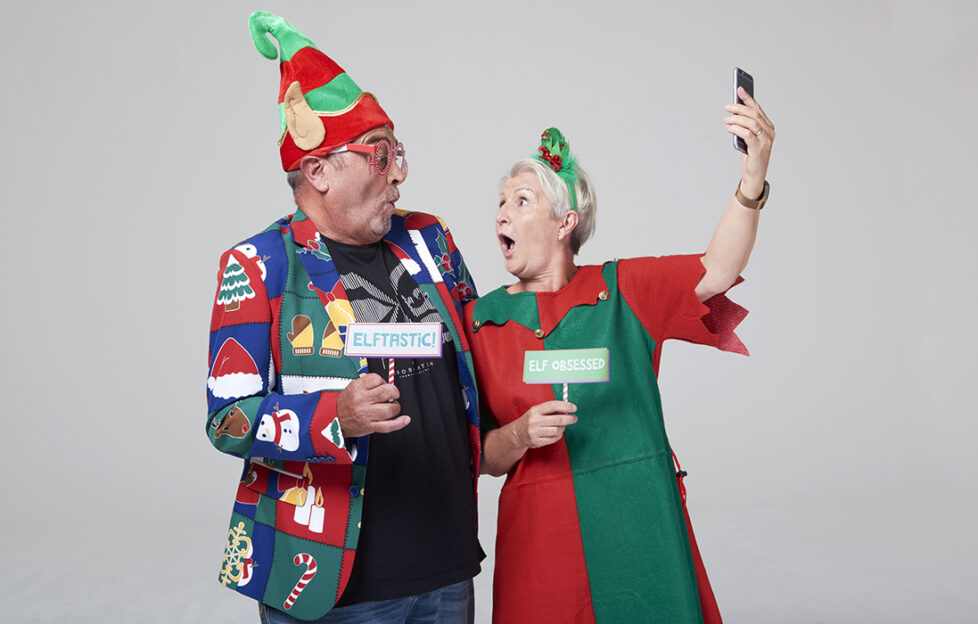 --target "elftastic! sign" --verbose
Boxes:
[344,323,443,358]
[522,348,610,384]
